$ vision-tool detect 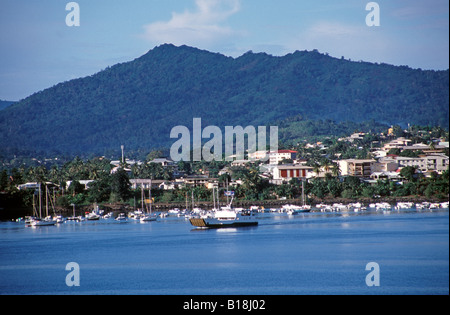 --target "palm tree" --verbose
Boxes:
[428,141,436,151]
[331,162,341,178]
[321,159,331,175]
[312,163,321,178]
